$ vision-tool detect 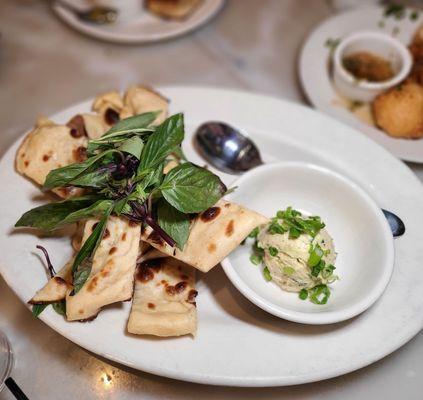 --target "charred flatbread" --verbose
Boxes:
[128,257,197,337]
[142,200,268,272]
